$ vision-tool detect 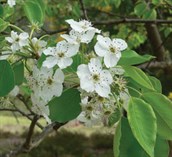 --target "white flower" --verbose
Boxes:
[7,0,16,7]
[31,94,51,124]
[61,29,97,44]
[31,37,47,56]
[5,31,29,52]
[28,66,64,103]
[94,35,127,68]
[43,40,79,69]
[66,19,100,33]
[77,58,113,97]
